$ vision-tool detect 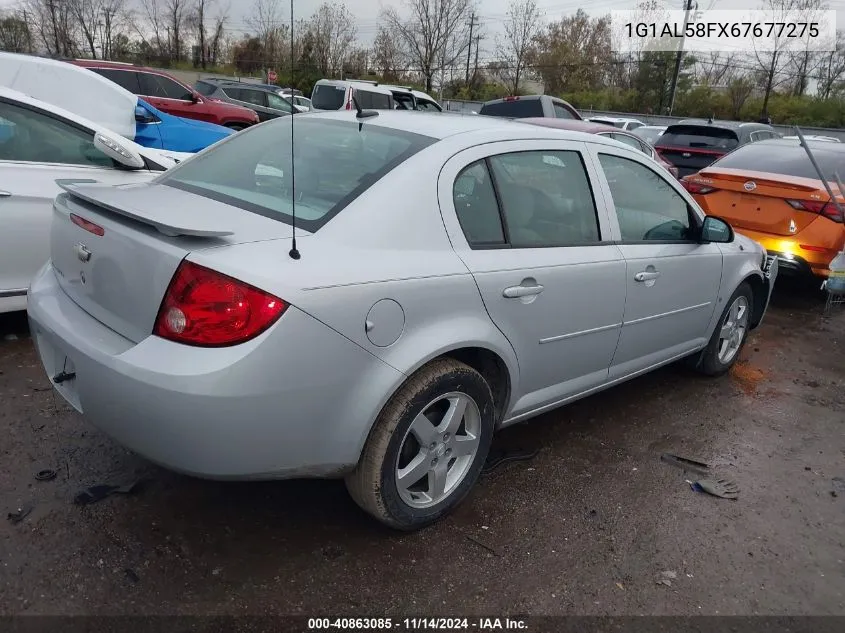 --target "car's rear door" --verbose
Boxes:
[438,139,626,418]
[0,98,155,305]
[589,144,723,378]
